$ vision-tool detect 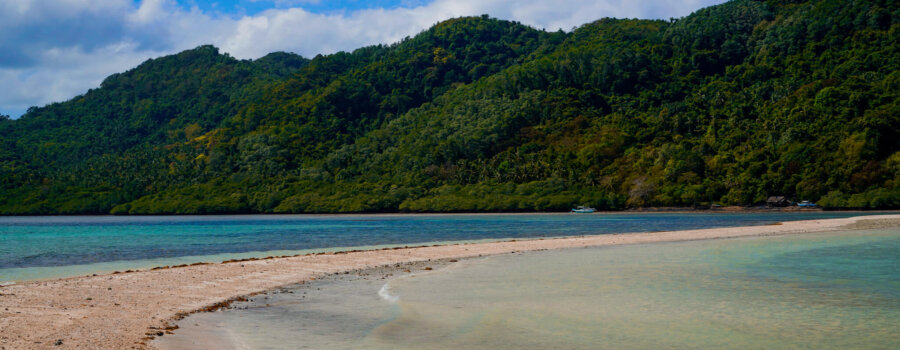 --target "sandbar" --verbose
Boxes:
[0,214,897,349]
